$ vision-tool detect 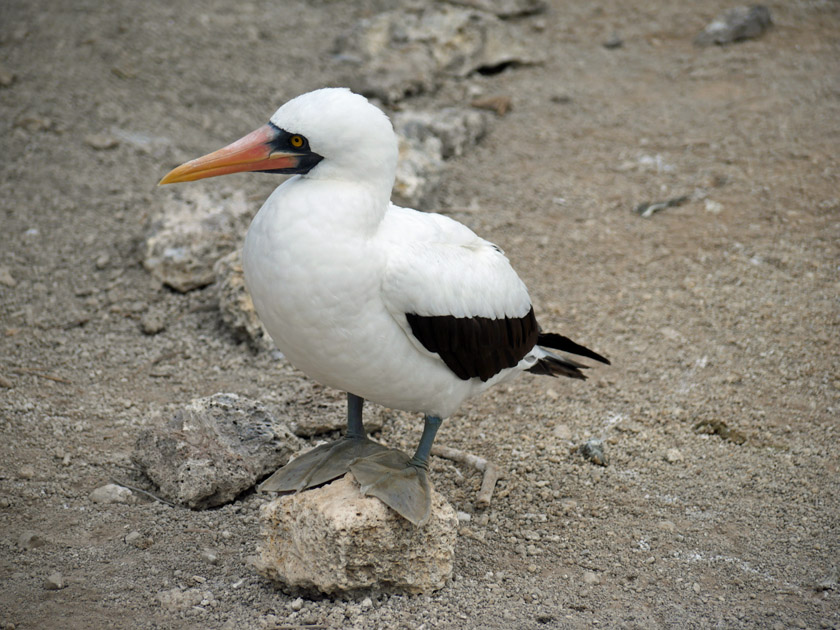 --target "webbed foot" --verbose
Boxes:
[258,435,389,493]
[349,449,432,526]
